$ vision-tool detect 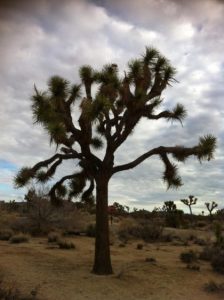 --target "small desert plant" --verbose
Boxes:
[57,239,75,249]
[0,229,14,241]
[85,224,96,237]
[117,218,139,242]
[196,221,207,228]
[10,234,29,244]
[137,243,143,250]
[213,222,224,247]
[140,223,163,242]
[161,233,173,242]
[199,246,218,261]
[0,277,20,299]
[211,250,224,274]
[145,257,156,263]
[180,250,197,264]
[193,238,207,246]
[204,281,224,293]
[48,232,60,243]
